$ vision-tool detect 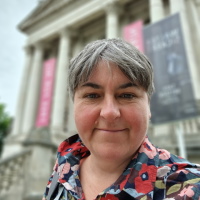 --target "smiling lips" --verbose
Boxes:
[95,128,127,133]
